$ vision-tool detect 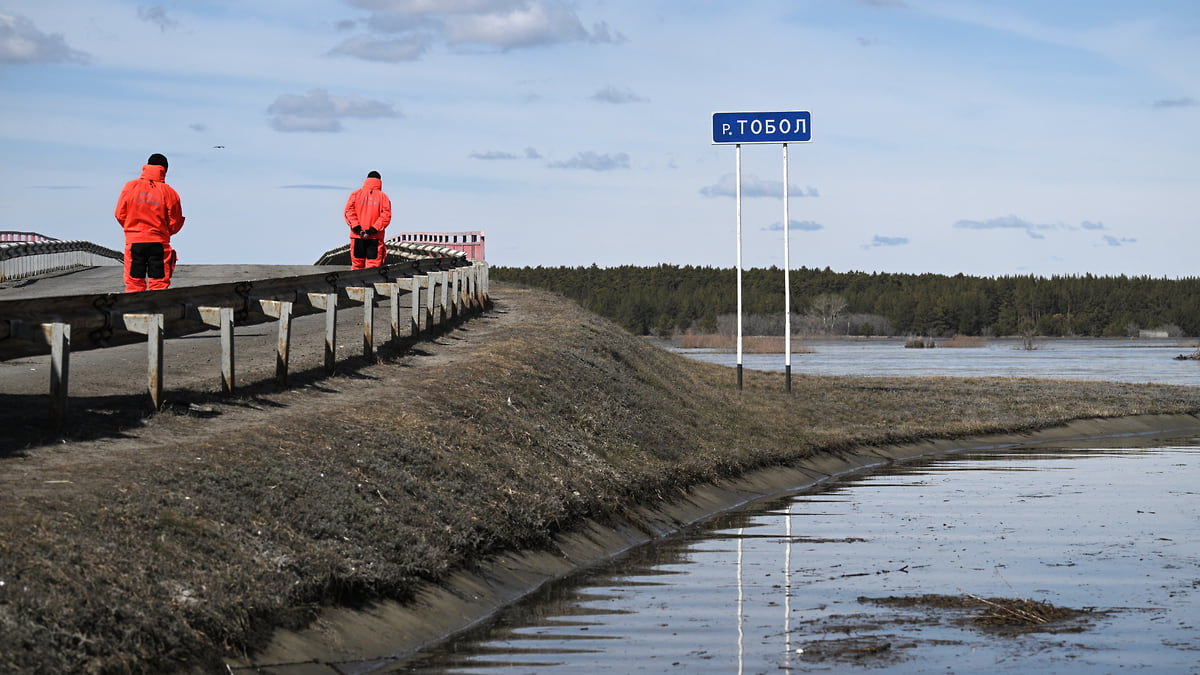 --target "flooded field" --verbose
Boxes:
[401,433,1200,673]
[676,337,1200,386]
